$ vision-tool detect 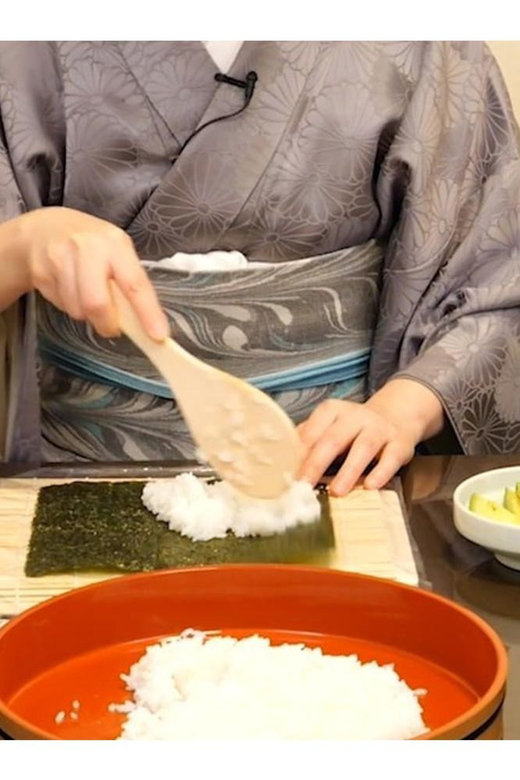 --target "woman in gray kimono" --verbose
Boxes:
[0,41,519,495]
